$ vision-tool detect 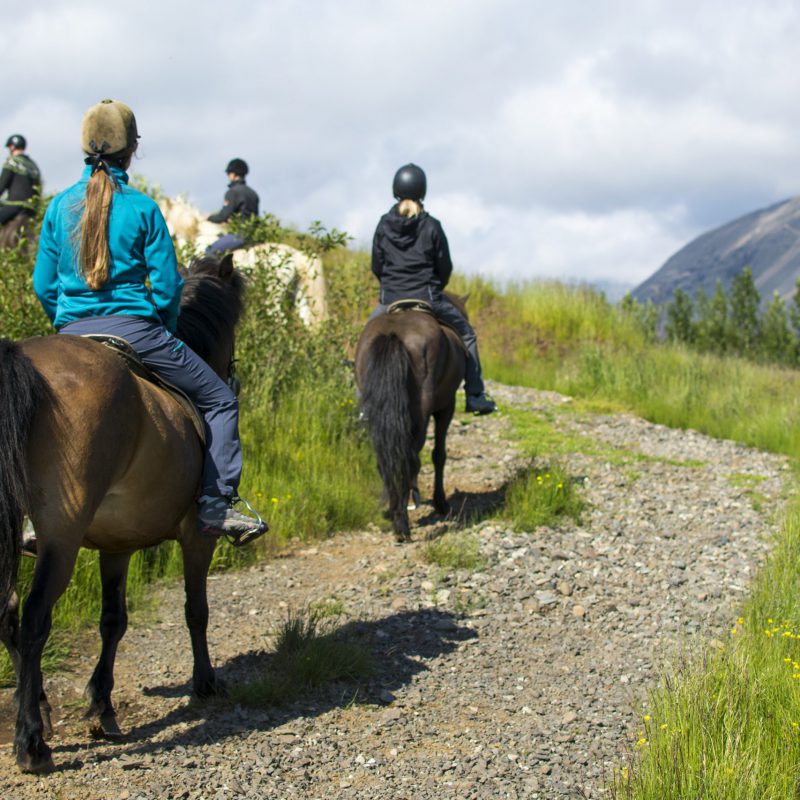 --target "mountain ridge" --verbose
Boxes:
[632,196,800,306]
